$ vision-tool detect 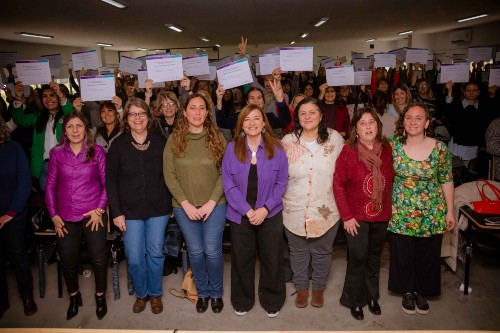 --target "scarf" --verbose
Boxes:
[357,141,383,211]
